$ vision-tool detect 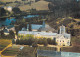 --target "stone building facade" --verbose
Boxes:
[18,25,71,46]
